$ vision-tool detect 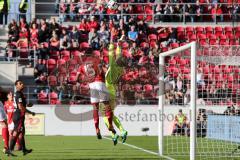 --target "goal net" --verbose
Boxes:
[158,43,240,160]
